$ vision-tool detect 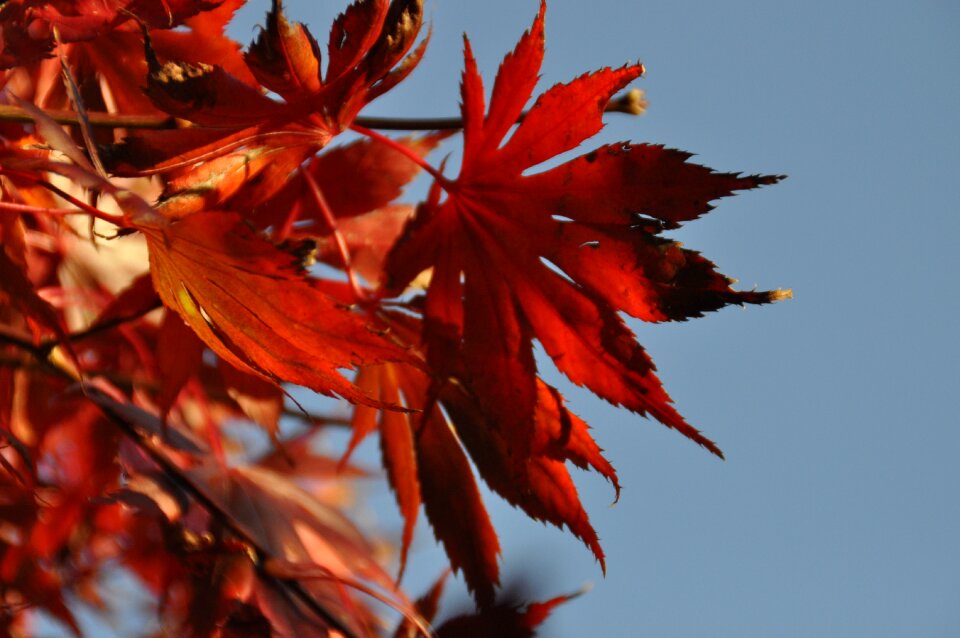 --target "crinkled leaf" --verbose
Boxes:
[322,0,425,128]
[245,0,324,100]
[144,53,287,129]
